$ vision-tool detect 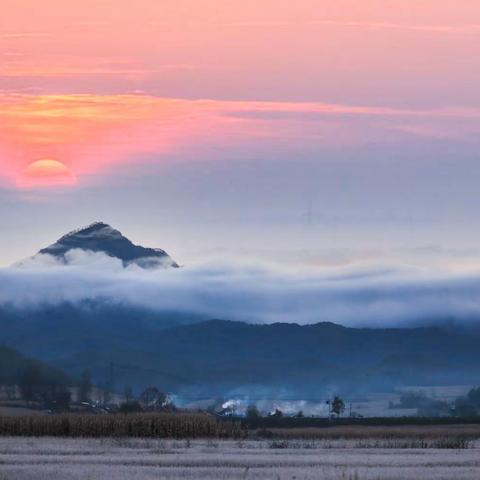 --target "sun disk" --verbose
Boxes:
[25,159,72,178]
[18,159,77,188]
